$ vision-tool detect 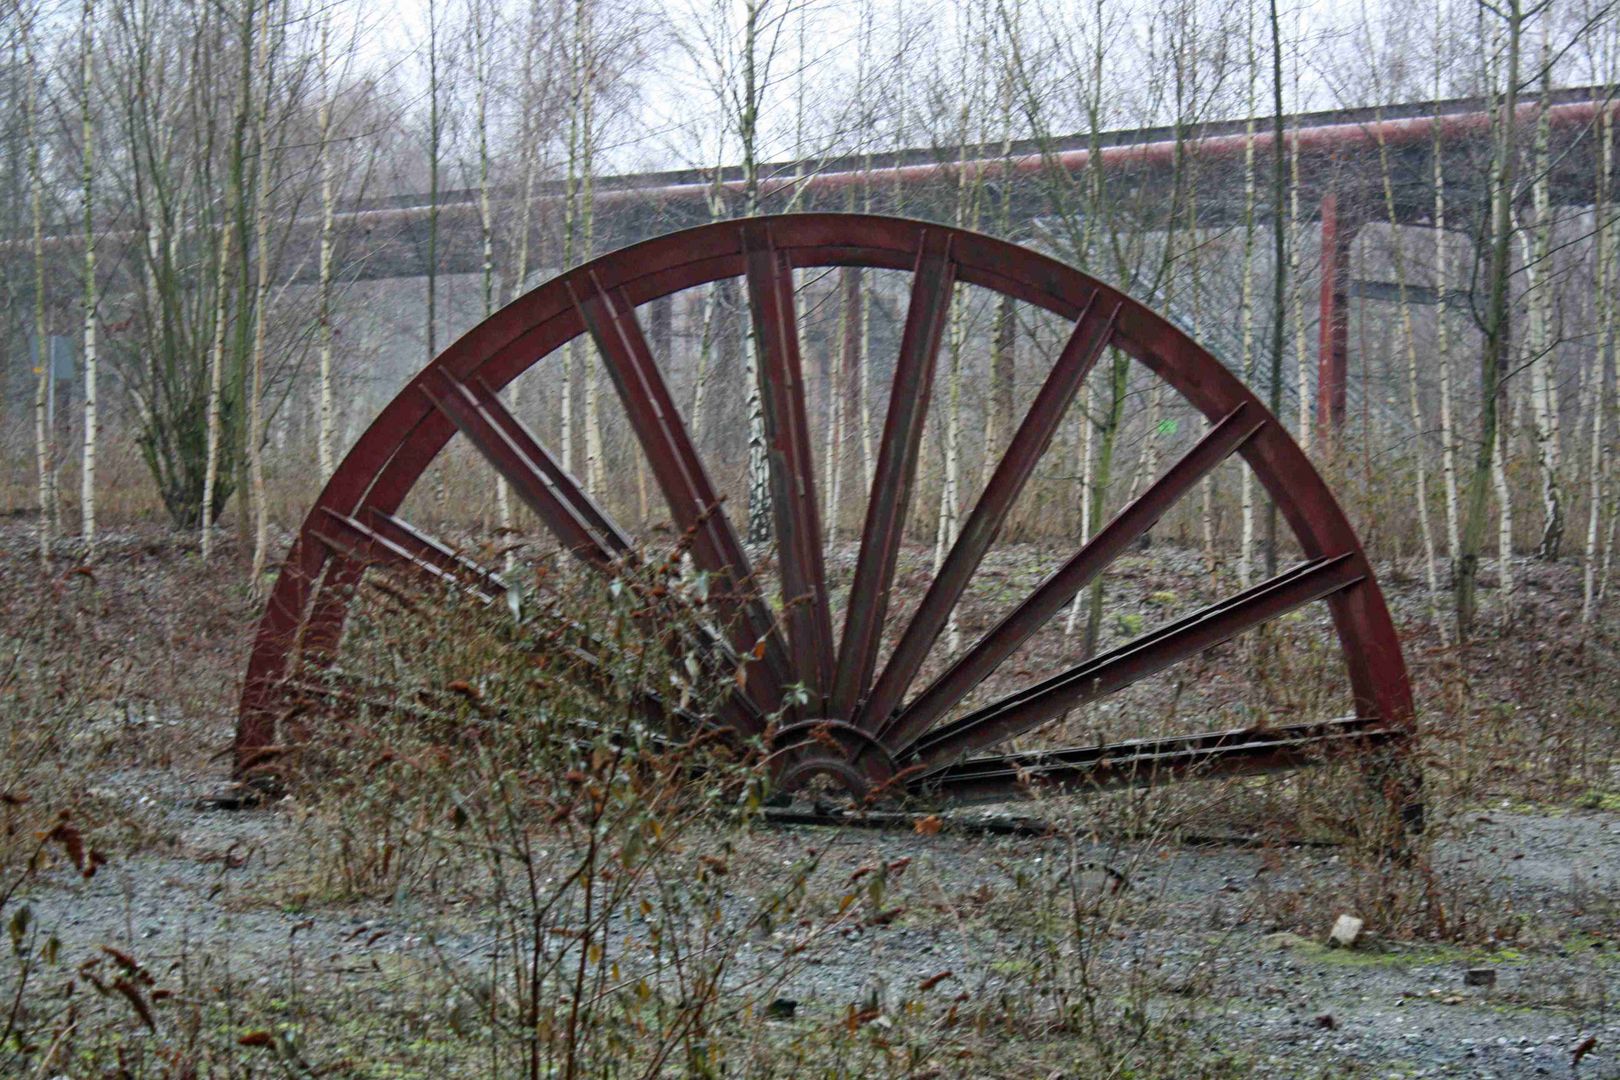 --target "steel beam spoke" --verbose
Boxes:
[832,228,957,721]
[310,507,507,602]
[907,554,1365,770]
[422,368,632,567]
[887,402,1265,752]
[570,270,790,707]
[860,295,1120,736]
[744,224,836,700]
[922,717,1394,801]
